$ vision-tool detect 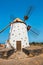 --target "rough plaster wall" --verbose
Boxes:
[5,41,11,48]
[6,23,29,49]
